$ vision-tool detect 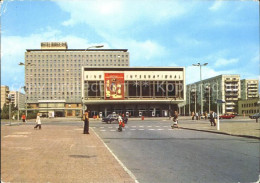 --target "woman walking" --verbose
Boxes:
[34,113,41,130]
